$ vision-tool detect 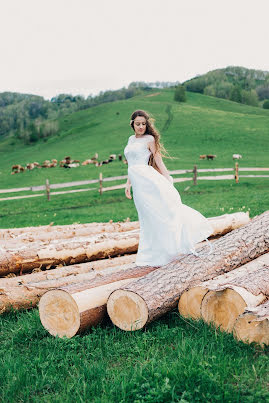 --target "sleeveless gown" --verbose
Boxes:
[124,134,213,266]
